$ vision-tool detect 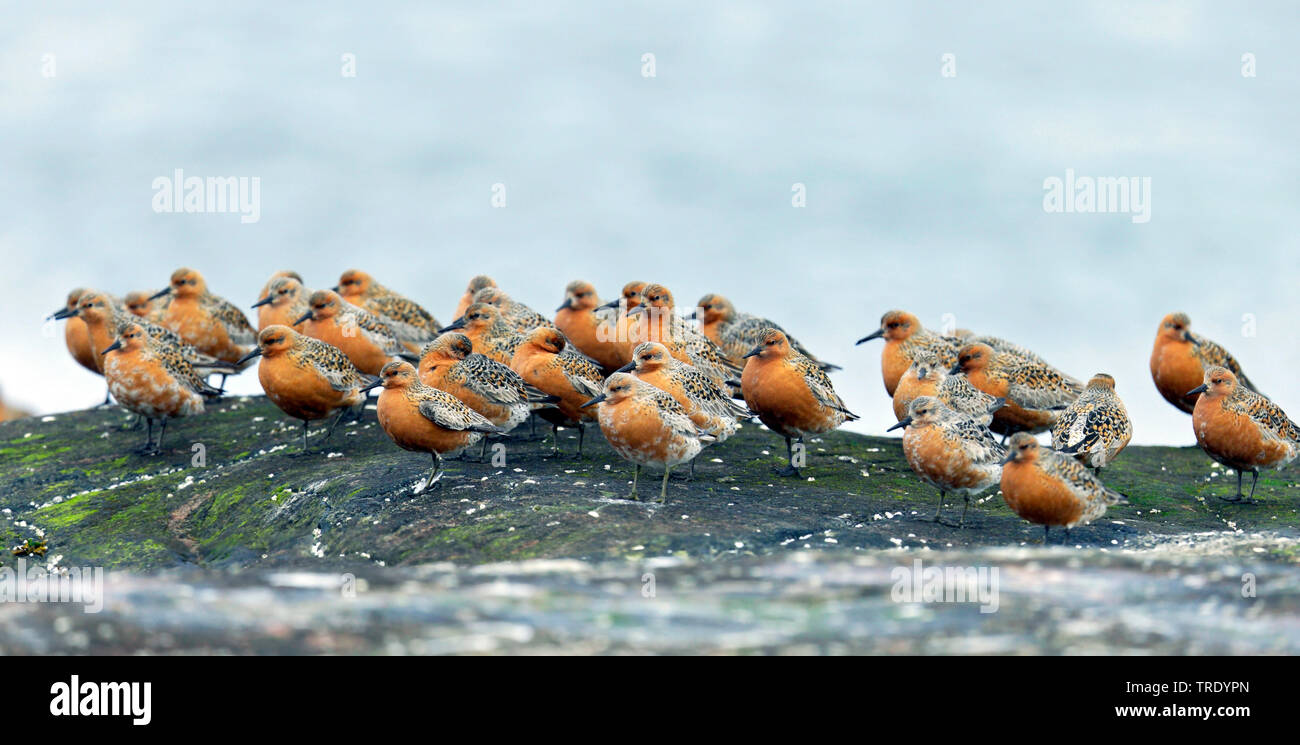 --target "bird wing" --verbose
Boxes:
[1234,390,1300,443]
[149,339,222,397]
[296,339,366,392]
[949,418,1006,465]
[418,391,499,433]
[457,354,530,405]
[363,294,440,343]
[1002,356,1083,411]
[796,357,858,420]
[560,355,605,398]
[1191,333,1259,393]
[202,294,257,346]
